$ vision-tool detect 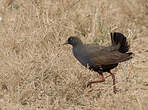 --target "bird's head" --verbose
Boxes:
[63,36,83,47]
